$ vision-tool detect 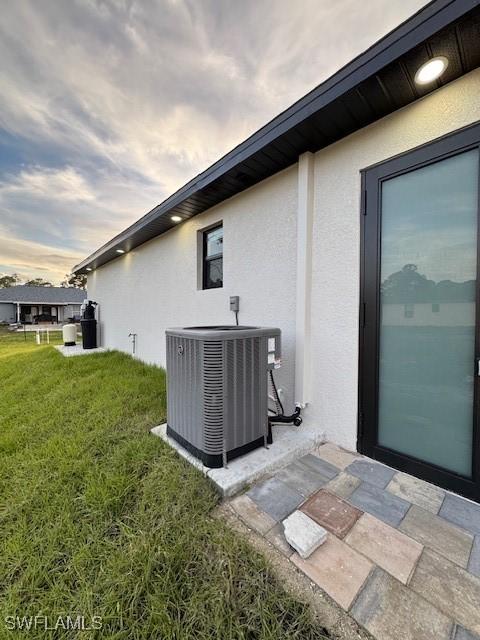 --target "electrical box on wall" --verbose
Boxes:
[229,296,239,312]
